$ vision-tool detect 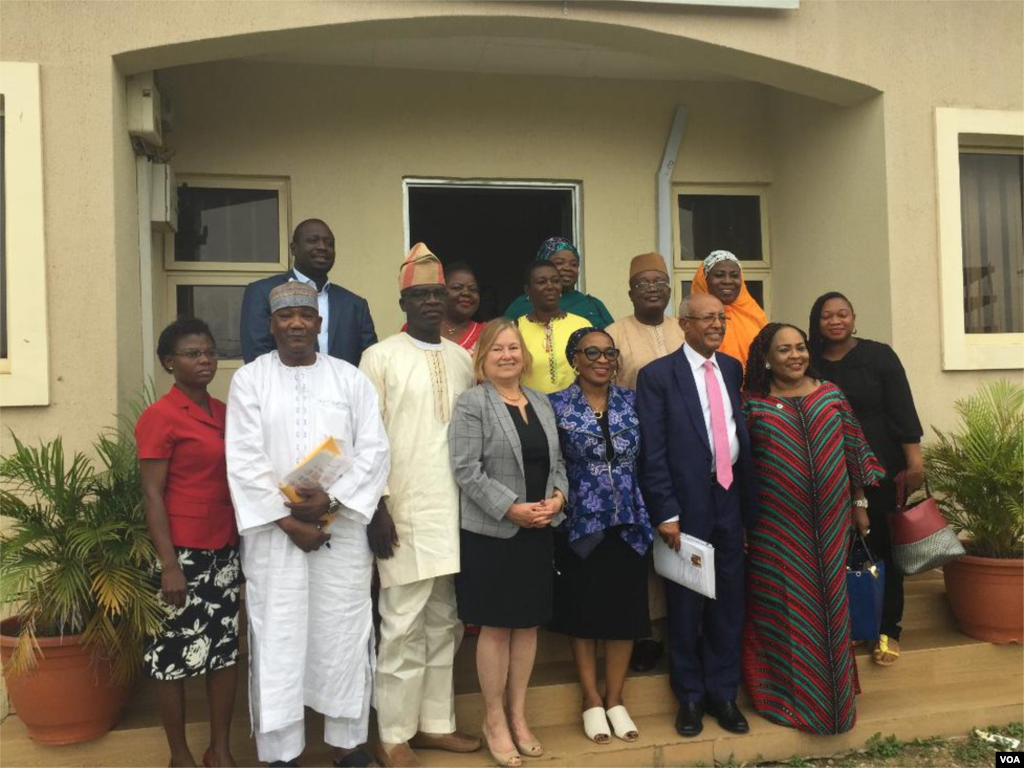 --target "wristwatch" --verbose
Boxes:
[328,496,343,515]
[852,498,869,508]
